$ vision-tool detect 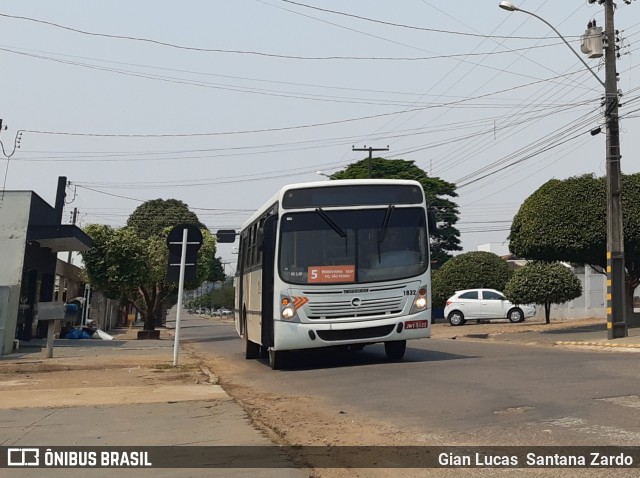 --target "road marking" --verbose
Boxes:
[544,416,640,443]
[544,417,586,428]
[597,395,640,409]
[494,406,535,415]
